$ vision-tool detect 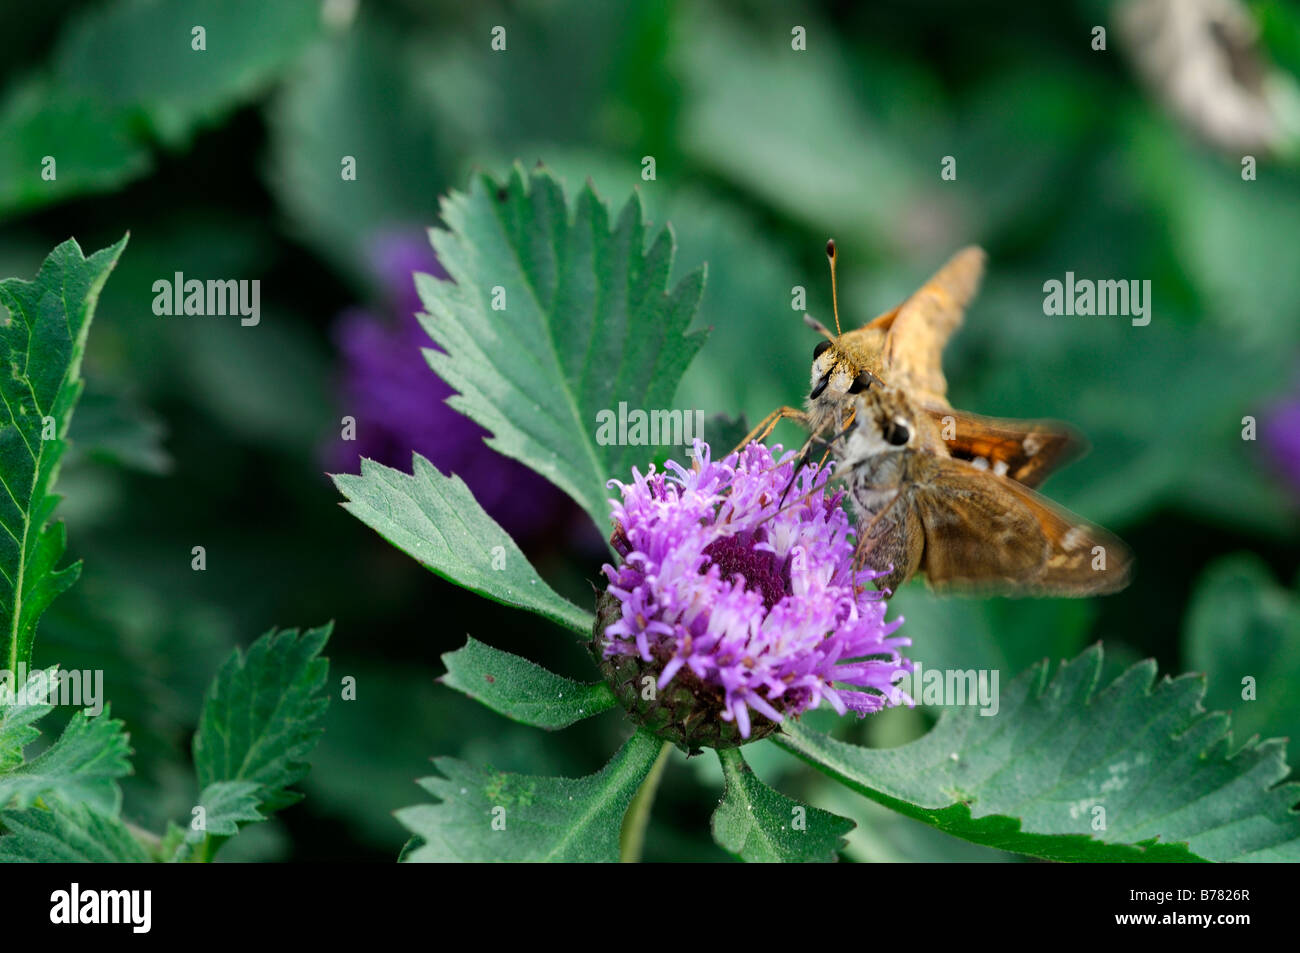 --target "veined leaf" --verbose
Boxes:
[0,236,127,673]
[440,636,616,729]
[777,646,1300,862]
[397,728,662,862]
[193,624,331,815]
[0,800,149,862]
[0,665,130,813]
[712,748,854,863]
[334,456,594,635]
[165,780,264,862]
[417,164,707,535]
